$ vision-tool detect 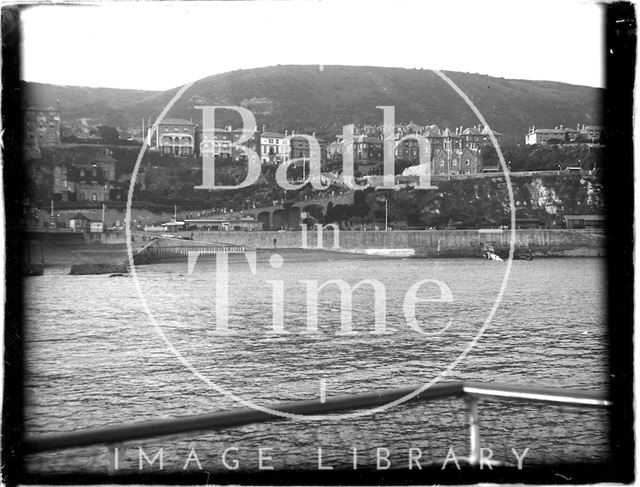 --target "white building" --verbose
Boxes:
[525,124,597,145]
[525,126,568,145]
[259,131,290,164]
